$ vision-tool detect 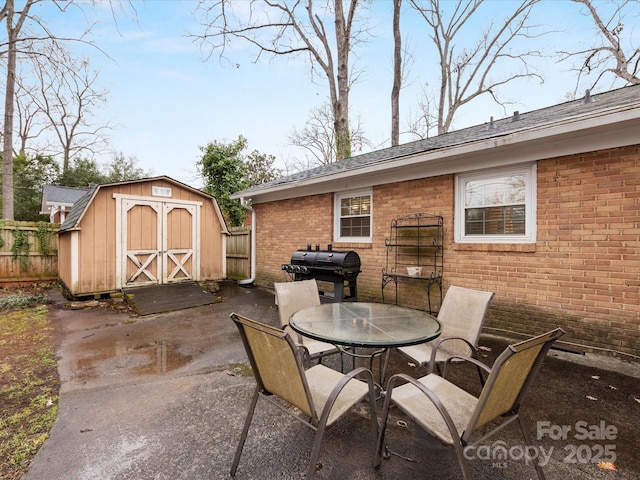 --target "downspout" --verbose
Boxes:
[238,197,256,286]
